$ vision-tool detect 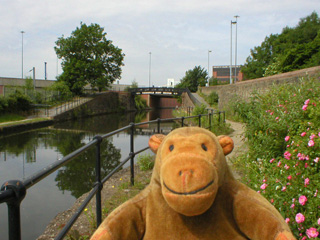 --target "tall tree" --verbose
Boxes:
[176,66,208,92]
[55,23,125,94]
[241,12,320,80]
